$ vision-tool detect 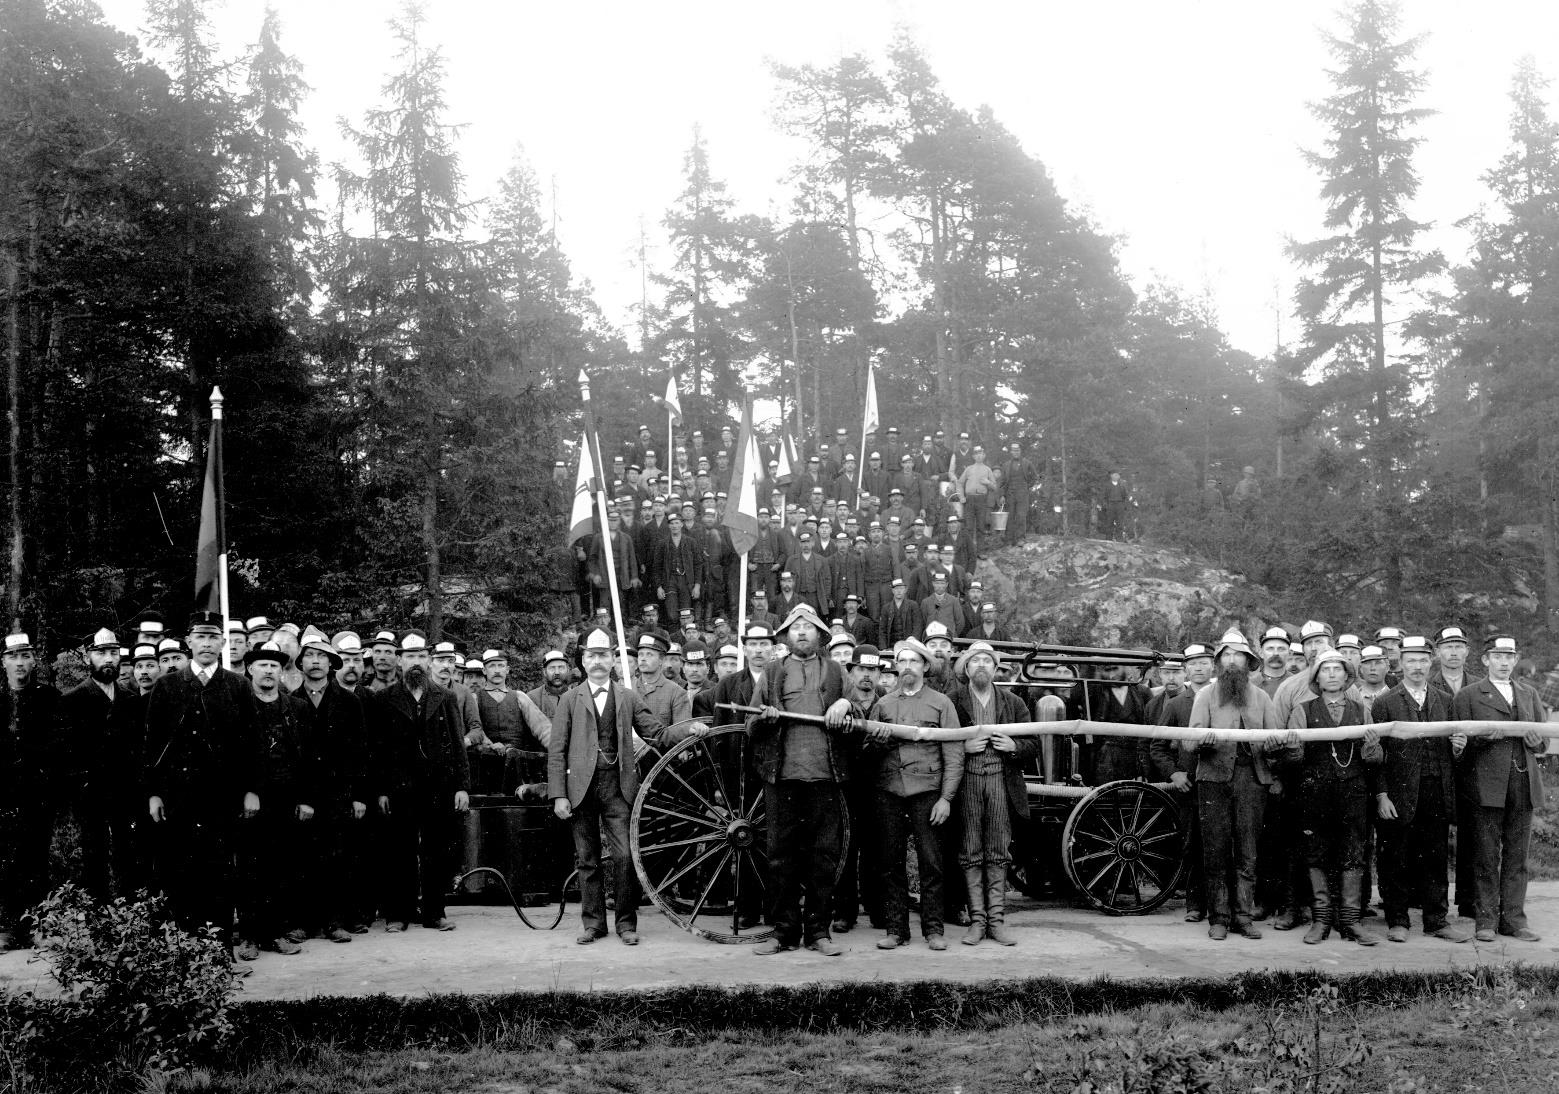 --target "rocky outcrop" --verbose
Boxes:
[975,536,1278,650]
